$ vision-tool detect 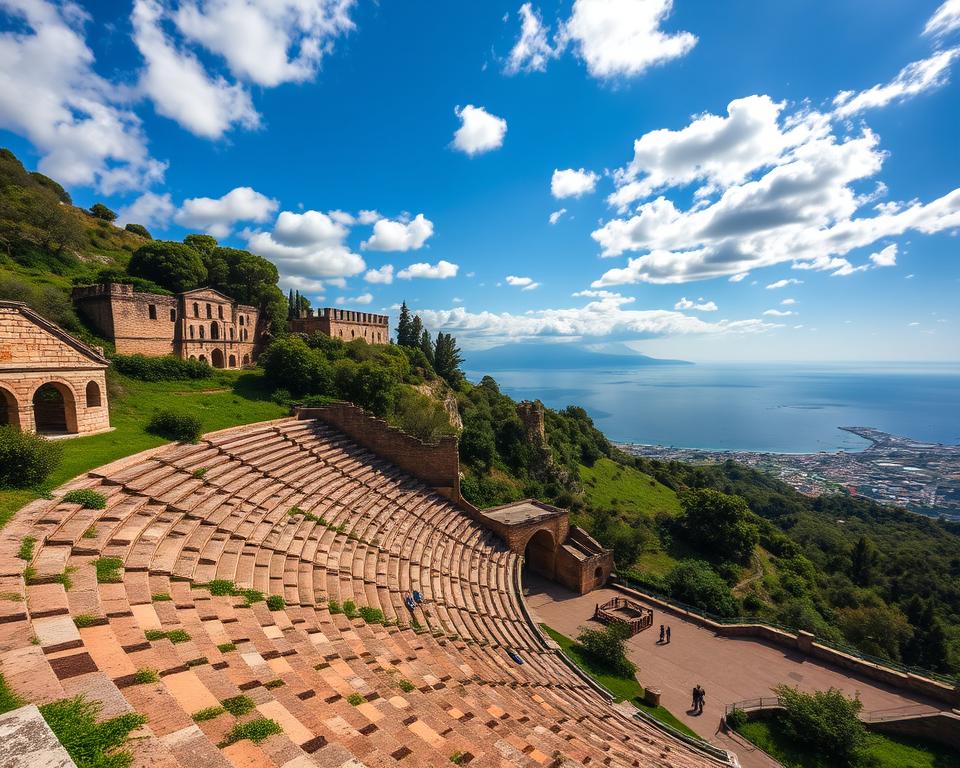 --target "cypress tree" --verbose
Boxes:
[396,302,412,346]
